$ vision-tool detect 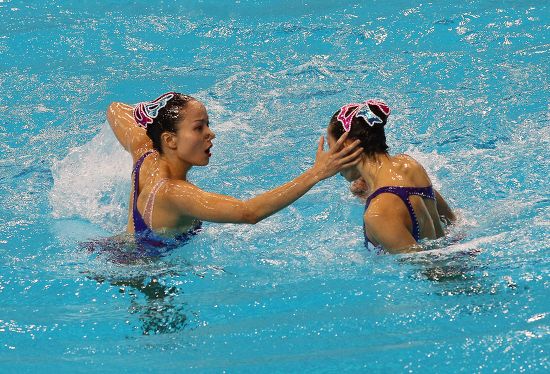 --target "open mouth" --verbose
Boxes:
[205,145,213,157]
